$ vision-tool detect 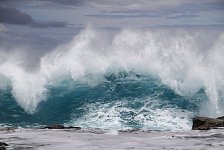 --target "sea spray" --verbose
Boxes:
[0,27,224,130]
